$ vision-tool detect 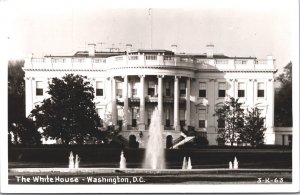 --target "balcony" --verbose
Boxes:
[25,54,275,71]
